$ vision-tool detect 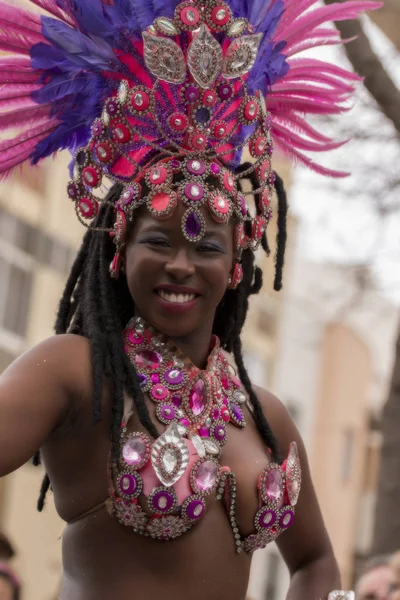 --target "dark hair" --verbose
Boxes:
[34,164,288,510]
